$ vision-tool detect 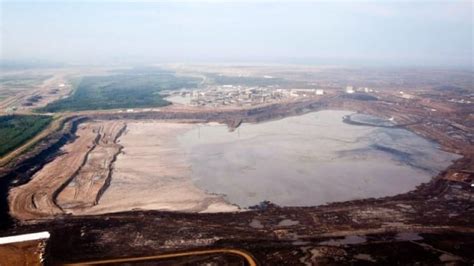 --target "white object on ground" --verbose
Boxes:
[0,231,50,245]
